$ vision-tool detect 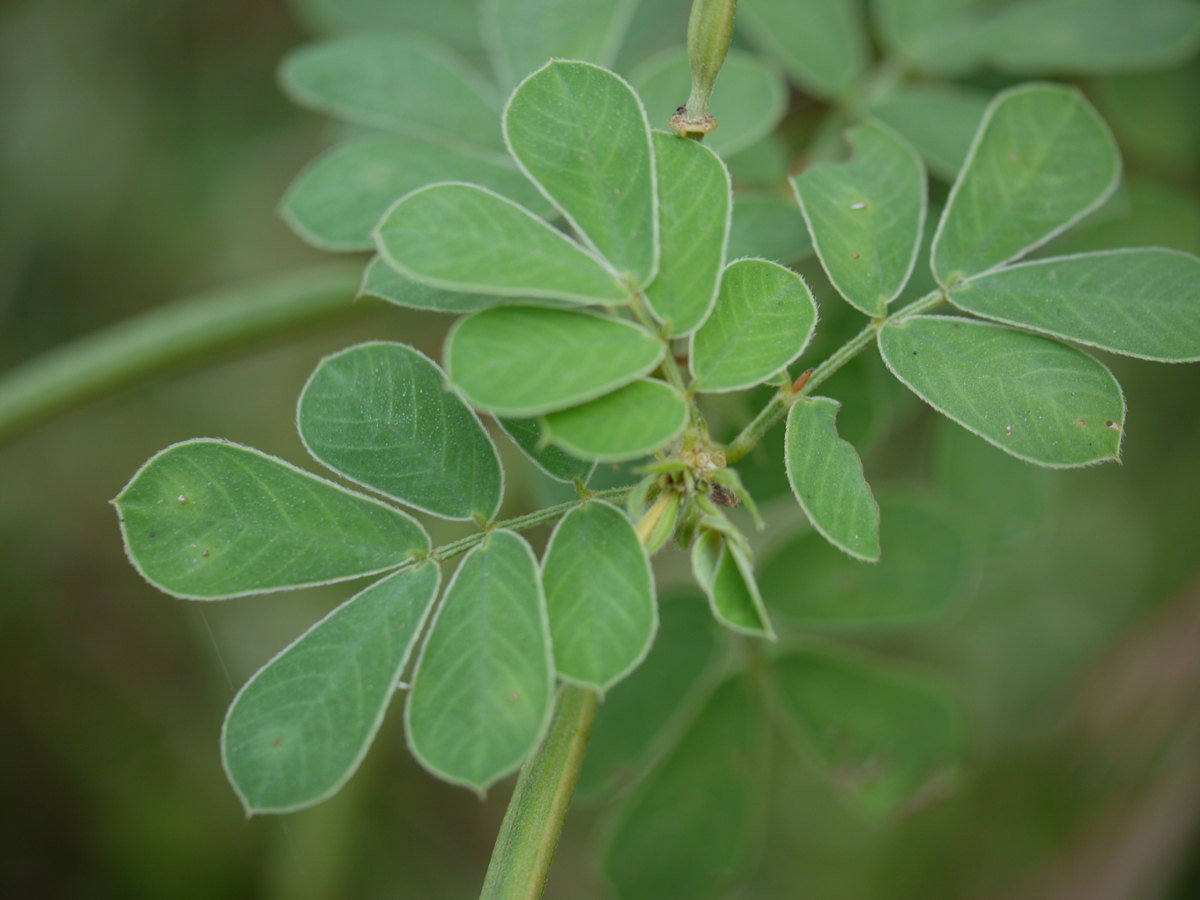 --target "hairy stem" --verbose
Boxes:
[0,264,364,445]
[479,684,599,900]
